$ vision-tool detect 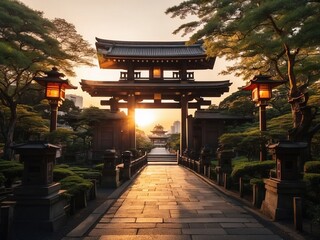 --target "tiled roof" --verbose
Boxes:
[96,38,206,58]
